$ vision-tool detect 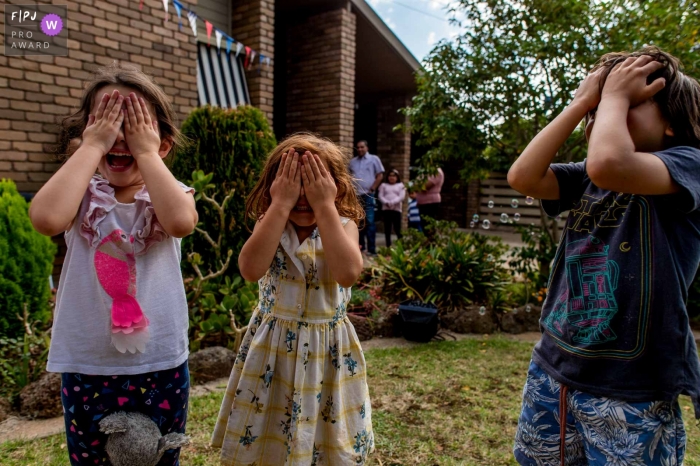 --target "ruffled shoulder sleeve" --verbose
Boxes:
[79,176,117,248]
[132,181,195,255]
